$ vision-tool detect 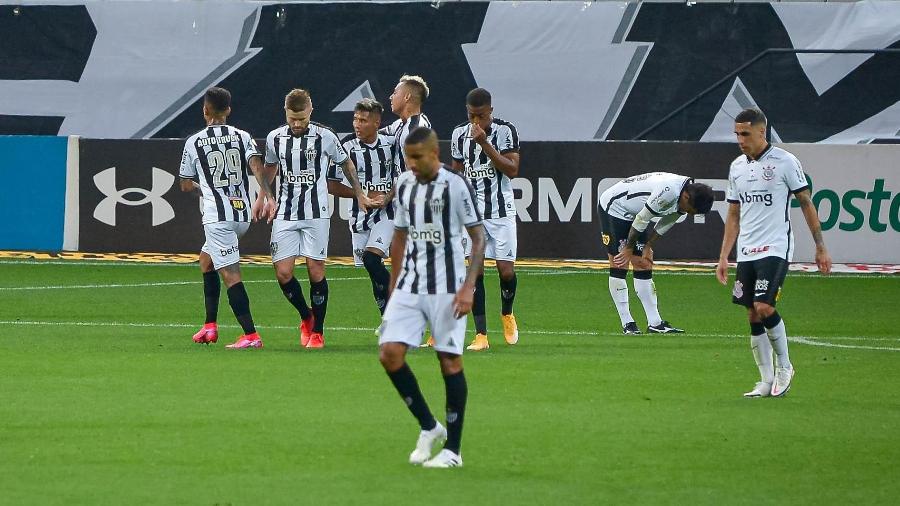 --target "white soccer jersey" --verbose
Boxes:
[450,118,519,219]
[726,145,809,262]
[393,166,482,295]
[331,133,396,232]
[599,172,692,222]
[179,124,260,225]
[265,122,348,221]
[381,113,431,174]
